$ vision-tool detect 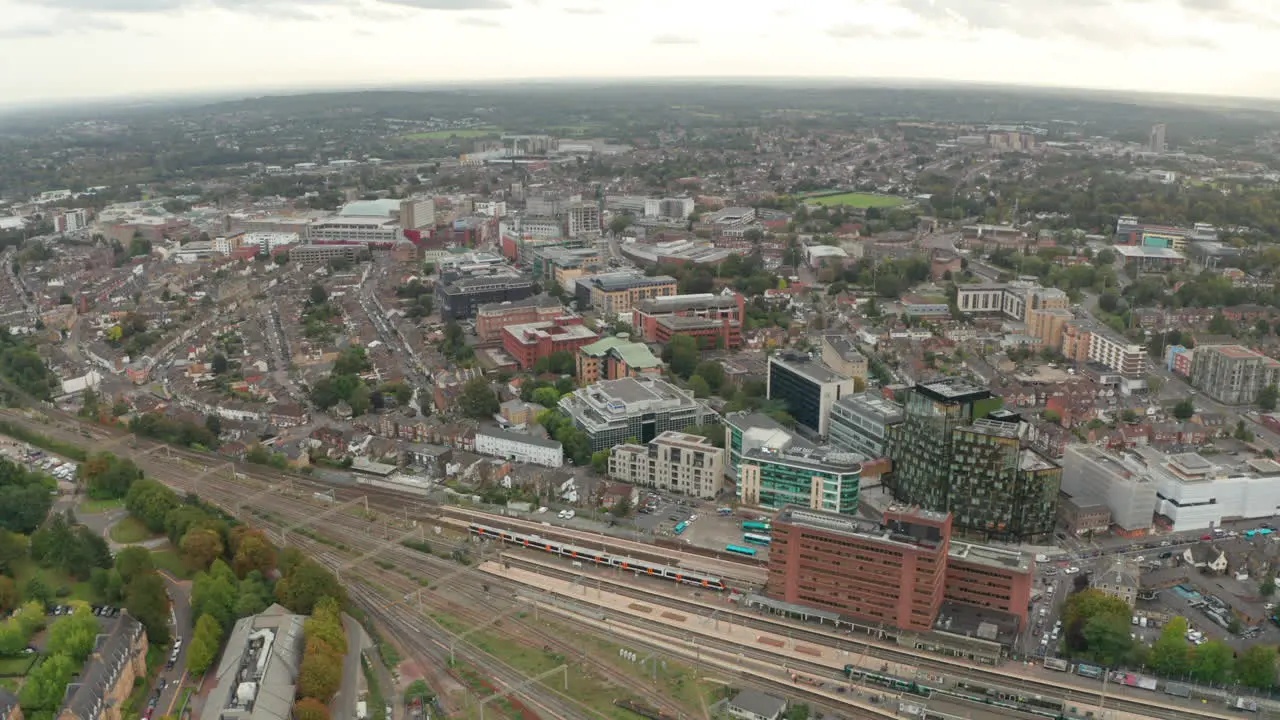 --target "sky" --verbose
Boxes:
[2,0,1280,106]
